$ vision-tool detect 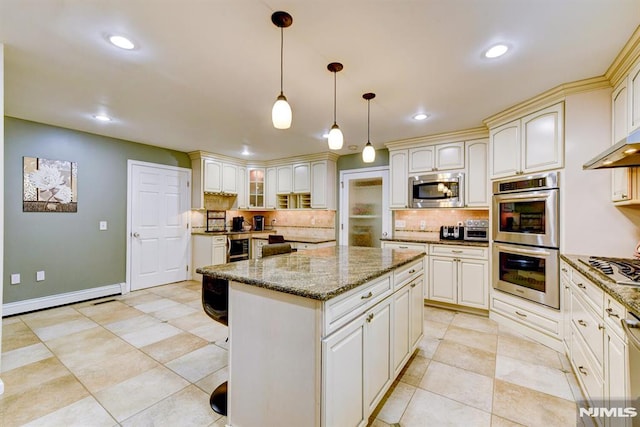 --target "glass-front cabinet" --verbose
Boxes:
[248,168,265,209]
